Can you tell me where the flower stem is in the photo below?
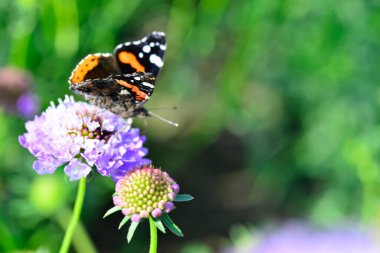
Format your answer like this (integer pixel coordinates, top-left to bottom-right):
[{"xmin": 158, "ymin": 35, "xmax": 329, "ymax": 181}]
[
  {"xmin": 149, "ymin": 216, "xmax": 158, "ymax": 253},
  {"xmin": 55, "ymin": 207, "xmax": 98, "ymax": 253},
  {"xmin": 59, "ymin": 177, "xmax": 86, "ymax": 253}
]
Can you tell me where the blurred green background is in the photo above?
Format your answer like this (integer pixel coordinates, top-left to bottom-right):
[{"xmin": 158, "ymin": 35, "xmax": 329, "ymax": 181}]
[{"xmin": 1, "ymin": 0, "xmax": 380, "ymax": 252}]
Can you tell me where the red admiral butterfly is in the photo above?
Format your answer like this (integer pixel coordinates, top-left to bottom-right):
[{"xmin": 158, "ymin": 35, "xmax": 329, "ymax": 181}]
[{"xmin": 69, "ymin": 31, "xmax": 167, "ymax": 119}]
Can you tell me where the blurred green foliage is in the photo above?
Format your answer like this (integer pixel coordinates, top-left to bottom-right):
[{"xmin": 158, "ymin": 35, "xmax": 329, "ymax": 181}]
[{"xmin": 1, "ymin": 0, "xmax": 380, "ymax": 252}]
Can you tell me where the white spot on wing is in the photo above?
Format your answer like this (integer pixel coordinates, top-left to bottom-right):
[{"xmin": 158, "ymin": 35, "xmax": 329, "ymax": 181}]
[
  {"xmin": 142, "ymin": 82, "xmax": 154, "ymax": 89},
  {"xmin": 142, "ymin": 45, "xmax": 151, "ymax": 53},
  {"xmin": 150, "ymin": 42, "xmax": 155, "ymax": 47},
  {"xmin": 160, "ymin": 44, "xmax": 167, "ymax": 50},
  {"xmin": 119, "ymin": 89, "xmax": 130, "ymax": 95},
  {"xmin": 139, "ymin": 52, "xmax": 143, "ymax": 58},
  {"xmin": 94, "ymin": 53, "xmax": 111, "ymax": 57},
  {"xmin": 149, "ymin": 54, "xmax": 163, "ymax": 67},
  {"xmin": 134, "ymin": 76, "xmax": 141, "ymax": 80},
  {"xmin": 152, "ymin": 31, "xmax": 165, "ymax": 36}
]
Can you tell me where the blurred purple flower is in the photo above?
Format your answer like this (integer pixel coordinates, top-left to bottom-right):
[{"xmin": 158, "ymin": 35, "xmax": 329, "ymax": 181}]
[
  {"xmin": 0, "ymin": 67, "xmax": 39, "ymax": 118},
  {"xmin": 222, "ymin": 222, "xmax": 380, "ymax": 253},
  {"xmin": 17, "ymin": 92, "xmax": 39, "ymax": 118},
  {"xmin": 19, "ymin": 95, "xmax": 150, "ymax": 181}
]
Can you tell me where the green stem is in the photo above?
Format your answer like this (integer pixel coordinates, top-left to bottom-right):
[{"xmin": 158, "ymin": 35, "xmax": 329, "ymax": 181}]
[
  {"xmin": 59, "ymin": 177, "xmax": 86, "ymax": 253},
  {"xmin": 149, "ymin": 216, "xmax": 158, "ymax": 253},
  {"xmin": 55, "ymin": 208, "xmax": 98, "ymax": 253},
  {"xmin": 0, "ymin": 216, "xmax": 18, "ymax": 251}
]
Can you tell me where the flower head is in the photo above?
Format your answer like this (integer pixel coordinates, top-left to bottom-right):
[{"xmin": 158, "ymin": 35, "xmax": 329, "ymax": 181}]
[
  {"xmin": 113, "ymin": 165, "xmax": 180, "ymax": 222},
  {"xmin": 19, "ymin": 95, "xmax": 150, "ymax": 181},
  {"xmin": 104, "ymin": 165, "xmax": 192, "ymax": 240},
  {"xmin": 0, "ymin": 67, "xmax": 39, "ymax": 118},
  {"xmin": 221, "ymin": 222, "xmax": 380, "ymax": 253},
  {"xmin": 17, "ymin": 92, "xmax": 39, "ymax": 118}
]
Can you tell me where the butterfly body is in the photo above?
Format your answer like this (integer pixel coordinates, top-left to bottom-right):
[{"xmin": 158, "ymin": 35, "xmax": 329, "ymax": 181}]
[{"xmin": 69, "ymin": 32, "xmax": 166, "ymax": 118}]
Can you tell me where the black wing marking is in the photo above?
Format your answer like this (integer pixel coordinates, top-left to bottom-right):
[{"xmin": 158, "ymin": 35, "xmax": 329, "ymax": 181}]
[{"xmin": 113, "ymin": 31, "xmax": 166, "ymax": 78}]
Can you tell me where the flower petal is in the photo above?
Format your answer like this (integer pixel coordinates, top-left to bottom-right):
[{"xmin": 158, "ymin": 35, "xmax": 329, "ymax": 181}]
[{"xmin": 64, "ymin": 159, "xmax": 92, "ymax": 181}]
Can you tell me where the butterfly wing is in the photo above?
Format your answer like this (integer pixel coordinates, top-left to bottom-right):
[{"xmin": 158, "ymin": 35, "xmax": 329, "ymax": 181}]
[
  {"xmin": 68, "ymin": 53, "xmax": 120, "ymax": 86},
  {"xmin": 114, "ymin": 31, "xmax": 166, "ymax": 78},
  {"xmin": 70, "ymin": 72, "xmax": 155, "ymax": 118},
  {"xmin": 68, "ymin": 32, "xmax": 164, "ymax": 118}
]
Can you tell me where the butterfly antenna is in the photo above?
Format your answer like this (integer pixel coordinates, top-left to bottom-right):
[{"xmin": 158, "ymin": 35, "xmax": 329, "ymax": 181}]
[
  {"xmin": 148, "ymin": 106, "xmax": 178, "ymax": 111},
  {"xmin": 149, "ymin": 111, "xmax": 179, "ymax": 127}
]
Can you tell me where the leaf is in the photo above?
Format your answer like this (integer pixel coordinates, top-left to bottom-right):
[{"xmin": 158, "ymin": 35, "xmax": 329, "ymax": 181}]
[
  {"xmin": 103, "ymin": 206, "xmax": 122, "ymax": 218},
  {"xmin": 153, "ymin": 217, "xmax": 166, "ymax": 233},
  {"xmin": 118, "ymin": 215, "xmax": 131, "ymax": 230},
  {"xmin": 174, "ymin": 194, "xmax": 194, "ymax": 202},
  {"xmin": 160, "ymin": 214, "xmax": 183, "ymax": 237},
  {"xmin": 127, "ymin": 222, "xmax": 139, "ymax": 243}
]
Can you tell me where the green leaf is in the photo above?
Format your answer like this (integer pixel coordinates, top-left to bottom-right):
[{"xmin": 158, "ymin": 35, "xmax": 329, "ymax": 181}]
[
  {"xmin": 174, "ymin": 194, "xmax": 194, "ymax": 202},
  {"xmin": 160, "ymin": 214, "xmax": 183, "ymax": 237},
  {"xmin": 103, "ymin": 206, "xmax": 122, "ymax": 218},
  {"xmin": 127, "ymin": 222, "xmax": 139, "ymax": 243},
  {"xmin": 153, "ymin": 217, "xmax": 166, "ymax": 233},
  {"xmin": 118, "ymin": 215, "xmax": 131, "ymax": 230}
]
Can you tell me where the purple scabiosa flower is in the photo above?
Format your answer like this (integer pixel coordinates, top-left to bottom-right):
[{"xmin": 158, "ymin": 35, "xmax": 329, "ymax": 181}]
[
  {"xmin": 104, "ymin": 165, "xmax": 193, "ymax": 241},
  {"xmin": 221, "ymin": 222, "xmax": 380, "ymax": 253},
  {"xmin": 0, "ymin": 67, "xmax": 39, "ymax": 118},
  {"xmin": 17, "ymin": 92, "xmax": 39, "ymax": 118},
  {"xmin": 19, "ymin": 95, "xmax": 150, "ymax": 181}
]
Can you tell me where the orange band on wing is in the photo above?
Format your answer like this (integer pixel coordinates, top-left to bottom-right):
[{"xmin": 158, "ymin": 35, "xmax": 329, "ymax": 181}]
[
  {"xmin": 116, "ymin": 79, "xmax": 148, "ymax": 101},
  {"xmin": 69, "ymin": 55, "xmax": 100, "ymax": 84},
  {"xmin": 118, "ymin": 51, "xmax": 145, "ymax": 72}
]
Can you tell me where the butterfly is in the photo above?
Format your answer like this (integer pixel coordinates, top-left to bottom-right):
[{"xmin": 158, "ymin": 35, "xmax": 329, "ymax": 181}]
[{"xmin": 69, "ymin": 31, "xmax": 166, "ymax": 118}]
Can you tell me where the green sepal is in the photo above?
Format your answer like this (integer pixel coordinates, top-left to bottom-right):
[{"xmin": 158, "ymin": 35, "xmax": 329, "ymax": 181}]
[
  {"xmin": 153, "ymin": 217, "xmax": 166, "ymax": 233},
  {"xmin": 160, "ymin": 214, "xmax": 183, "ymax": 237},
  {"xmin": 127, "ymin": 221, "xmax": 139, "ymax": 243},
  {"xmin": 174, "ymin": 194, "xmax": 194, "ymax": 202},
  {"xmin": 103, "ymin": 206, "xmax": 122, "ymax": 218},
  {"xmin": 118, "ymin": 215, "xmax": 131, "ymax": 230}
]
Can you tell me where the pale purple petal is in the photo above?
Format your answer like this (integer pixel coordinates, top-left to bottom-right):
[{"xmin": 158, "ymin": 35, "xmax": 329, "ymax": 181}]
[
  {"xmin": 64, "ymin": 159, "xmax": 92, "ymax": 181},
  {"xmin": 95, "ymin": 127, "xmax": 151, "ymax": 181},
  {"xmin": 82, "ymin": 148, "xmax": 101, "ymax": 166},
  {"xmin": 109, "ymin": 158, "xmax": 151, "ymax": 182},
  {"xmin": 33, "ymin": 157, "xmax": 63, "ymax": 175}
]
